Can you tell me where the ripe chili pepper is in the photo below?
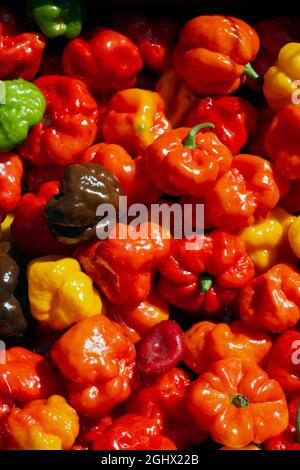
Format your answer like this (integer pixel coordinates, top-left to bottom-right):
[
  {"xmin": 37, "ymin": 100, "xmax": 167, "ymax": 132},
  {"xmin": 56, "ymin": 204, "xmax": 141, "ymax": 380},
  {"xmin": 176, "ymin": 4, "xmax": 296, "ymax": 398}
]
[
  {"xmin": 102, "ymin": 88, "xmax": 171, "ymax": 157},
  {"xmin": 77, "ymin": 223, "xmax": 170, "ymax": 305},
  {"xmin": 82, "ymin": 143, "xmax": 162, "ymax": 205},
  {"xmin": 173, "ymin": 15, "xmax": 260, "ymax": 95},
  {"xmin": 158, "ymin": 230, "xmax": 254, "ymax": 315},
  {"xmin": 11, "ymin": 181, "xmax": 70, "ymax": 257},
  {"xmin": 263, "ymin": 43, "xmax": 300, "ymax": 111},
  {"xmin": 93, "ymin": 414, "xmax": 176, "ymax": 450},
  {"xmin": 204, "ymin": 154, "xmax": 289, "ymax": 231},
  {"xmin": 266, "ymin": 328, "xmax": 300, "ymax": 393},
  {"xmin": 265, "ymin": 105, "xmax": 300, "ymax": 180},
  {"xmin": 125, "ymin": 367, "xmax": 208, "ymax": 449},
  {"xmin": 183, "ymin": 320, "xmax": 272, "ymax": 374},
  {"xmin": 27, "ymin": 255, "xmax": 102, "ymax": 330},
  {"xmin": 239, "ymin": 206, "xmax": 297, "ymax": 273},
  {"xmin": 51, "ymin": 315, "xmax": 136, "ymax": 418},
  {"xmin": 114, "ymin": 14, "xmax": 179, "ymax": 73},
  {"xmin": 0, "ymin": 79, "xmax": 46, "ymax": 151},
  {"xmin": 265, "ymin": 398, "xmax": 300, "ymax": 450},
  {"xmin": 0, "ymin": 152, "xmax": 23, "ymax": 222},
  {"xmin": 4, "ymin": 395, "xmax": 79, "ymax": 450},
  {"xmin": 288, "ymin": 216, "xmax": 300, "ymax": 258},
  {"xmin": 0, "ymin": 8, "xmax": 46, "ymax": 81},
  {"xmin": 62, "ymin": 28, "xmax": 143, "ymax": 96},
  {"xmin": 45, "ymin": 163, "xmax": 122, "ymax": 244},
  {"xmin": 18, "ymin": 75, "xmax": 98, "ymax": 166},
  {"xmin": 185, "ymin": 96, "xmax": 257, "ymax": 155},
  {"xmin": 156, "ymin": 68, "xmax": 199, "ymax": 128},
  {"xmin": 0, "ymin": 347, "xmax": 57, "ymax": 403},
  {"xmin": 147, "ymin": 123, "xmax": 233, "ymax": 197},
  {"xmin": 27, "ymin": 0, "xmax": 84, "ymax": 39},
  {"xmin": 240, "ymin": 263, "xmax": 300, "ymax": 333},
  {"xmin": 106, "ymin": 288, "xmax": 169, "ymax": 344},
  {"xmin": 78, "ymin": 415, "xmax": 113, "ymax": 447},
  {"xmin": 189, "ymin": 357, "xmax": 288, "ymax": 448}
]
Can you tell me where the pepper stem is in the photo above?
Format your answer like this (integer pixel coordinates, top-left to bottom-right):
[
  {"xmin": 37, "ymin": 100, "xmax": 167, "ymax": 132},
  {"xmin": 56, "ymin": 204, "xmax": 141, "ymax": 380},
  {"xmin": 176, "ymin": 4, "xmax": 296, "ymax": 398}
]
[
  {"xmin": 244, "ymin": 63, "xmax": 262, "ymax": 84},
  {"xmin": 296, "ymin": 400, "xmax": 300, "ymax": 443},
  {"xmin": 230, "ymin": 394, "xmax": 249, "ymax": 408},
  {"xmin": 199, "ymin": 273, "xmax": 213, "ymax": 293},
  {"xmin": 184, "ymin": 122, "xmax": 215, "ymax": 149}
]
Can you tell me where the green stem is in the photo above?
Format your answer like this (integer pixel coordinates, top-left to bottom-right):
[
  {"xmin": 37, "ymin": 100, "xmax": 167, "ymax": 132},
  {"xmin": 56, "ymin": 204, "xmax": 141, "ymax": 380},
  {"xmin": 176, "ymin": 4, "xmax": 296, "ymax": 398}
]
[
  {"xmin": 296, "ymin": 400, "xmax": 300, "ymax": 443},
  {"xmin": 244, "ymin": 63, "xmax": 263, "ymax": 84},
  {"xmin": 184, "ymin": 122, "xmax": 215, "ymax": 149},
  {"xmin": 199, "ymin": 273, "xmax": 213, "ymax": 293},
  {"xmin": 230, "ymin": 394, "xmax": 249, "ymax": 408}
]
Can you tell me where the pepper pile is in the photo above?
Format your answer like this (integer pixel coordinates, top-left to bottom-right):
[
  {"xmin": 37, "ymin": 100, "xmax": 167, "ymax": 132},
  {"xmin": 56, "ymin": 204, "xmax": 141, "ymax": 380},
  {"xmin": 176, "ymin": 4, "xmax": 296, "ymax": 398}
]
[{"xmin": 1, "ymin": 3, "xmax": 300, "ymax": 451}]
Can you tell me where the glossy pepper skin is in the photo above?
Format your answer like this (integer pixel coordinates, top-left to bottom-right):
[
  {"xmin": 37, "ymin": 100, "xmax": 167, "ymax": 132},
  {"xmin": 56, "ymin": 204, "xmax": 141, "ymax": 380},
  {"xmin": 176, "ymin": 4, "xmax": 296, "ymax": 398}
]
[
  {"xmin": 239, "ymin": 206, "xmax": 297, "ymax": 273},
  {"xmin": 11, "ymin": 181, "xmax": 70, "ymax": 257},
  {"xmin": 0, "ymin": 152, "xmax": 23, "ymax": 222},
  {"xmin": 125, "ymin": 367, "xmax": 208, "ymax": 449},
  {"xmin": 288, "ymin": 216, "xmax": 300, "ymax": 258},
  {"xmin": 173, "ymin": 15, "xmax": 260, "ymax": 95},
  {"xmin": 263, "ymin": 43, "xmax": 300, "ymax": 111},
  {"xmin": 27, "ymin": 255, "xmax": 102, "ymax": 330},
  {"xmin": 240, "ymin": 263, "xmax": 300, "ymax": 333},
  {"xmin": 0, "ymin": 244, "xmax": 26, "ymax": 337},
  {"xmin": 28, "ymin": 0, "xmax": 84, "ymax": 39},
  {"xmin": 185, "ymin": 96, "xmax": 257, "ymax": 155},
  {"xmin": 114, "ymin": 14, "xmax": 179, "ymax": 73},
  {"xmin": 156, "ymin": 68, "xmax": 199, "ymax": 128},
  {"xmin": 0, "ymin": 347, "xmax": 57, "ymax": 403},
  {"xmin": 158, "ymin": 230, "xmax": 254, "ymax": 315},
  {"xmin": 265, "ymin": 105, "xmax": 300, "ymax": 180},
  {"xmin": 183, "ymin": 320, "xmax": 272, "ymax": 374},
  {"xmin": 0, "ymin": 79, "xmax": 46, "ymax": 152},
  {"xmin": 266, "ymin": 329, "xmax": 300, "ymax": 393},
  {"xmin": 0, "ymin": 8, "xmax": 46, "ymax": 81},
  {"xmin": 62, "ymin": 28, "xmax": 142, "ymax": 96},
  {"xmin": 188, "ymin": 357, "xmax": 288, "ymax": 448},
  {"xmin": 93, "ymin": 414, "xmax": 176, "ymax": 450},
  {"xmin": 204, "ymin": 154, "xmax": 289, "ymax": 231},
  {"xmin": 147, "ymin": 124, "xmax": 233, "ymax": 197},
  {"xmin": 45, "ymin": 163, "xmax": 122, "ymax": 244},
  {"xmin": 82, "ymin": 143, "xmax": 161, "ymax": 205},
  {"xmin": 51, "ymin": 315, "xmax": 136, "ymax": 418},
  {"xmin": 102, "ymin": 88, "xmax": 171, "ymax": 157},
  {"xmin": 4, "ymin": 395, "xmax": 79, "ymax": 450},
  {"xmin": 77, "ymin": 223, "xmax": 170, "ymax": 305},
  {"xmin": 18, "ymin": 75, "xmax": 98, "ymax": 166},
  {"xmin": 265, "ymin": 397, "xmax": 300, "ymax": 450}
]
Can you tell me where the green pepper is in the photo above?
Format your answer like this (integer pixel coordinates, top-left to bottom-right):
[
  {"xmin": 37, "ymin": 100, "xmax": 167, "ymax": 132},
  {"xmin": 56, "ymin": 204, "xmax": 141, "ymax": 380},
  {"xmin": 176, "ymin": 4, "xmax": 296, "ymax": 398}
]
[
  {"xmin": 27, "ymin": 0, "xmax": 84, "ymax": 39},
  {"xmin": 0, "ymin": 79, "xmax": 46, "ymax": 152}
]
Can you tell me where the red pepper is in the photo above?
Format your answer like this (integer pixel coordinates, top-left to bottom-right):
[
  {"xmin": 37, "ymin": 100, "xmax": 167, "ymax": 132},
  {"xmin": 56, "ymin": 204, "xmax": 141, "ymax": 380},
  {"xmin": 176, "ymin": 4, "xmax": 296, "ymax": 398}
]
[
  {"xmin": 62, "ymin": 28, "xmax": 143, "ymax": 96},
  {"xmin": 185, "ymin": 96, "xmax": 257, "ymax": 155},
  {"xmin": 0, "ymin": 8, "xmax": 46, "ymax": 80},
  {"xmin": 158, "ymin": 230, "xmax": 254, "ymax": 316},
  {"xmin": 0, "ymin": 152, "xmax": 23, "ymax": 222},
  {"xmin": 18, "ymin": 75, "xmax": 98, "ymax": 166},
  {"xmin": 114, "ymin": 14, "xmax": 179, "ymax": 73},
  {"xmin": 265, "ymin": 397, "xmax": 300, "ymax": 450}
]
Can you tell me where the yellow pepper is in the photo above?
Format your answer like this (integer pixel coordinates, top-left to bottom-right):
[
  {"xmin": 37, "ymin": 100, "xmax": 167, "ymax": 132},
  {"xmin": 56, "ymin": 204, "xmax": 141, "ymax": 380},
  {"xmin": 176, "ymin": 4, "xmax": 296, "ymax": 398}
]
[
  {"xmin": 7, "ymin": 395, "xmax": 79, "ymax": 450},
  {"xmin": 239, "ymin": 207, "xmax": 297, "ymax": 273},
  {"xmin": 263, "ymin": 43, "xmax": 300, "ymax": 111},
  {"xmin": 288, "ymin": 216, "xmax": 300, "ymax": 257},
  {"xmin": 0, "ymin": 213, "xmax": 14, "ymax": 241},
  {"xmin": 27, "ymin": 255, "xmax": 102, "ymax": 330}
]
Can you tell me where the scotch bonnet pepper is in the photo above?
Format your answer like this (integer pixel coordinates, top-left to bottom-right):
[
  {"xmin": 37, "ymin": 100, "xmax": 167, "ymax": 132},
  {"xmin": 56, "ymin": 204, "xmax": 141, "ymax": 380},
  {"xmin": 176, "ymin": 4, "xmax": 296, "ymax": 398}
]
[
  {"xmin": 0, "ymin": 79, "xmax": 46, "ymax": 152},
  {"xmin": 0, "ymin": 243, "xmax": 26, "ymax": 337},
  {"xmin": 239, "ymin": 263, "xmax": 300, "ymax": 333},
  {"xmin": 51, "ymin": 315, "xmax": 136, "ymax": 417},
  {"xmin": 265, "ymin": 397, "xmax": 300, "ymax": 450},
  {"xmin": 28, "ymin": 0, "xmax": 84, "ymax": 39},
  {"xmin": 0, "ymin": 152, "xmax": 23, "ymax": 222},
  {"xmin": 102, "ymin": 88, "xmax": 171, "ymax": 156},
  {"xmin": 27, "ymin": 255, "xmax": 102, "ymax": 330},
  {"xmin": 173, "ymin": 15, "xmax": 260, "ymax": 95},
  {"xmin": 62, "ymin": 28, "xmax": 142, "ymax": 96},
  {"xmin": 45, "ymin": 163, "xmax": 122, "ymax": 244},
  {"xmin": 18, "ymin": 75, "xmax": 98, "ymax": 166},
  {"xmin": 77, "ymin": 222, "xmax": 170, "ymax": 305},
  {"xmin": 147, "ymin": 123, "xmax": 233, "ymax": 197},
  {"xmin": 188, "ymin": 357, "xmax": 288, "ymax": 448},
  {"xmin": 158, "ymin": 230, "xmax": 254, "ymax": 315},
  {"xmin": 0, "ymin": 8, "xmax": 46, "ymax": 81}
]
